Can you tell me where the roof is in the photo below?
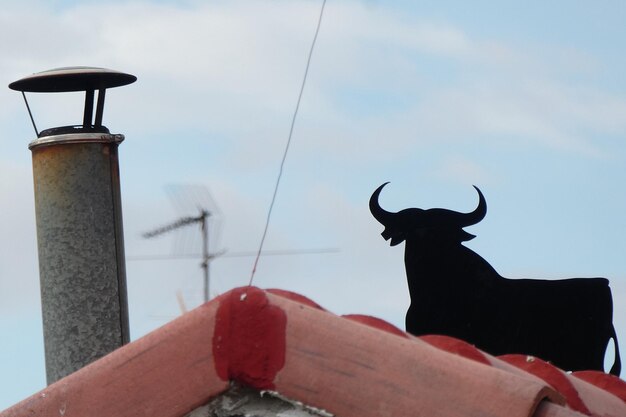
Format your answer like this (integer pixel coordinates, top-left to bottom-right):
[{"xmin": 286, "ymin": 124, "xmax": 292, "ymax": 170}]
[{"xmin": 1, "ymin": 286, "xmax": 625, "ymax": 417}]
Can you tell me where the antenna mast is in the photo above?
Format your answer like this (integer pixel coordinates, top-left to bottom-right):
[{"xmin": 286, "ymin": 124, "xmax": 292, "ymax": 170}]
[
  {"xmin": 200, "ymin": 209, "xmax": 210, "ymax": 303},
  {"xmin": 143, "ymin": 209, "xmax": 212, "ymax": 303}
]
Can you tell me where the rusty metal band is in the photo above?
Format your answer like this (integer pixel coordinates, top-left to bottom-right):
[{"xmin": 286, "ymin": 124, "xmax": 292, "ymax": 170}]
[{"xmin": 28, "ymin": 133, "xmax": 125, "ymax": 150}]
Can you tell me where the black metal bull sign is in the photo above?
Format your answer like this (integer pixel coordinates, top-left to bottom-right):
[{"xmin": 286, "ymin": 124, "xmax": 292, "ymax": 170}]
[{"xmin": 370, "ymin": 183, "xmax": 621, "ymax": 375}]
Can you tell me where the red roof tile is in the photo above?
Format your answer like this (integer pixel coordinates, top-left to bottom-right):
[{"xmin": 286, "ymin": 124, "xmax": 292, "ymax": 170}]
[
  {"xmin": 500, "ymin": 355, "xmax": 592, "ymax": 415},
  {"xmin": 1, "ymin": 286, "xmax": 624, "ymax": 417},
  {"xmin": 573, "ymin": 371, "xmax": 626, "ymax": 403},
  {"xmin": 420, "ymin": 334, "xmax": 492, "ymax": 366},
  {"xmin": 341, "ymin": 313, "xmax": 409, "ymax": 338}
]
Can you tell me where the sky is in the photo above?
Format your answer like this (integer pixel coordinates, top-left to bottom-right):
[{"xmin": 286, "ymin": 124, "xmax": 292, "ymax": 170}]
[{"xmin": 1, "ymin": 0, "xmax": 626, "ymax": 408}]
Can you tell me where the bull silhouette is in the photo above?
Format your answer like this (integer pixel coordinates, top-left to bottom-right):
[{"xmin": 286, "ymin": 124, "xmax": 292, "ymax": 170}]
[{"xmin": 370, "ymin": 182, "xmax": 621, "ymax": 375}]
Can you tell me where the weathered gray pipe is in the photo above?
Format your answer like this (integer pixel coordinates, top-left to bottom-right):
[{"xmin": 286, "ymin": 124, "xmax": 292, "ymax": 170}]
[
  {"xmin": 30, "ymin": 132, "xmax": 130, "ymax": 384},
  {"xmin": 9, "ymin": 67, "xmax": 135, "ymax": 384}
]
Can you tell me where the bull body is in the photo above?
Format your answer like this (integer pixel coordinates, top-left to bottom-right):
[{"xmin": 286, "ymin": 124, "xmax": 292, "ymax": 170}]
[{"xmin": 370, "ymin": 183, "xmax": 621, "ymax": 375}]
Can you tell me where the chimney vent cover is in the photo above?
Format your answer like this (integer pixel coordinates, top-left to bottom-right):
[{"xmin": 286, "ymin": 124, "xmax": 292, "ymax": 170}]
[{"xmin": 9, "ymin": 66, "xmax": 136, "ymax": 93}]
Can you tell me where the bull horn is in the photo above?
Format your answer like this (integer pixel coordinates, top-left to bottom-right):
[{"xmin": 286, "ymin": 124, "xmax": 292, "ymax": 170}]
[
  {"xmin": 369, "ymin": 182, "xmax": 396, "ymax": 225},
  {"xmin": 459, "ymin": 186, "xmax": 487, "ymax": 226}
]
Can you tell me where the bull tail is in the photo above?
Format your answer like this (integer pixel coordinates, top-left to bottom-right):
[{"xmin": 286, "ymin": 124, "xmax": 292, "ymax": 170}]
[{"xmin": 609, "ymin": 324, "xmax": 621, "ymax": 376}]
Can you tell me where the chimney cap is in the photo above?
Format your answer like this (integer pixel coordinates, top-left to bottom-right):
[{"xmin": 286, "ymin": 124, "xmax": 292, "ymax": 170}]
[{"xmin": 9, "ymin": 66, "xmax": 136, "ymax": 93}]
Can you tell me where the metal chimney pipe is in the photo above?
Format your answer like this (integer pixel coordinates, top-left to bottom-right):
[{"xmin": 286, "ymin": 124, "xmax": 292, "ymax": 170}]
[{"xmin": 9, "ymin": 67, "xmax": 136, "ymax": 384}]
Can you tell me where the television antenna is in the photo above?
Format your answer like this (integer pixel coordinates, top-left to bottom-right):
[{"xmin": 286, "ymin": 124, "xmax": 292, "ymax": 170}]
[
  {"xmin": 143, "ymin": 208, "xmax": 214, "ymax": 302},
  {"xmin": 142, "ymin": 184, "xmax": 222, "ymax": 303},
  {"xmin": 135, "ymin": 184, "xmax": 340, "ymax": 308}
]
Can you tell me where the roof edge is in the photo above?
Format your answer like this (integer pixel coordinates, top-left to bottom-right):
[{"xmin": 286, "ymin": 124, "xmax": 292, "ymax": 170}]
[
  {"xmin": 0, "ymin": 298, "xmax": 228, "ymax": 417},
  {"xmin": 0, "ymin": 287, "xmax": 568, "ymax": 417}
]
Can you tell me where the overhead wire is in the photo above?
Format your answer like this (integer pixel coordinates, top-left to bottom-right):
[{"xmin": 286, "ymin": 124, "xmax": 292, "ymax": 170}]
[{"xmin": 248, "ymin": 0, "xmax": 328, "ymax": 286}]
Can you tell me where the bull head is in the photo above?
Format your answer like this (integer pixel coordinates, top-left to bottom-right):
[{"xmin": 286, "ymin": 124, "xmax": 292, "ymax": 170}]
[{"xmin": 369, "ymin": 183, "xmax": 487, "ymax": 246}]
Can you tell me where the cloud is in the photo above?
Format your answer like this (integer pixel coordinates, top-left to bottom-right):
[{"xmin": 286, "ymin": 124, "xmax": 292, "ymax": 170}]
[
  {"xmin": 435, "ymin": 155, "xmax": 493, "ymax": 186},
  {"xmin": 3, "ymin": 0, "xmax": 624, "ymax": 163},
  {"xmin": 0, "ymin": 161, "xmax": 40, "ymax": 313},
  {"xmin": 2, "ymin": 0, "xmax": 626, "ymax": 312}
]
